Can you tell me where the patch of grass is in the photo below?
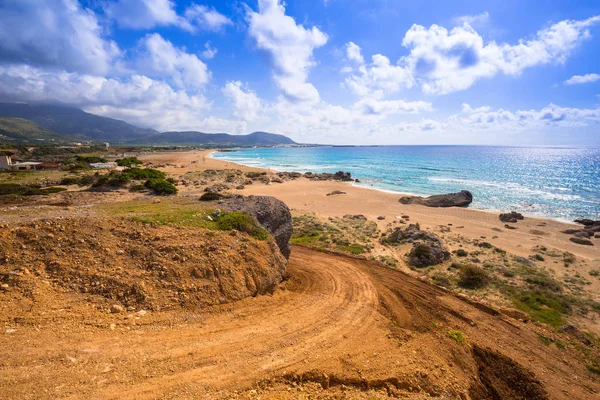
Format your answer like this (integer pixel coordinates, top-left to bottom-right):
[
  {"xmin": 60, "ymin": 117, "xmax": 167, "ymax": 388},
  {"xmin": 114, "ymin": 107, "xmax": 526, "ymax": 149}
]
[
  {"xmin": 215, "ymin": 211, "xmax": 268, "ymax": 240},
  {"xmin": 512, "ymin": 292, "xmax": 568, "ymax": 328},
  {"xmin": 587, "ymin": 365, "xmax": 600, "ymax": 375},
  {"xmin": 448, "ymin": 330, "xmax": 466, "ymax": 344},
  {"xmin": 0, "ymin": 183, "xmax": 67, "ymax": 196},
  {"xmin": 335, "ymin": 243, "xmax": 366, "ymax": 255},
  {"xmin": 538, "ymin": 335, "xmax": 552, "ymax": 346}
]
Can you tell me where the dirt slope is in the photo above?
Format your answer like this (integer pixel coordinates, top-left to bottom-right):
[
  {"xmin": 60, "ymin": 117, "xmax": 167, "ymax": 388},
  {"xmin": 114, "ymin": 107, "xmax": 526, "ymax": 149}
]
[{"xmin": 1, "ymin": 246, "xmax": 599, "ymax": 399}]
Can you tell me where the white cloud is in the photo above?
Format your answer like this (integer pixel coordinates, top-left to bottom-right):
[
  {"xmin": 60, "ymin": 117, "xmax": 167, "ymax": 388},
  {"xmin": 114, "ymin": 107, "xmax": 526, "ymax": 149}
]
[
  {"xmin": 185, "ymin": 4, "xmax": 233, "ymax": 31},
  {"xmin": 352, "ymin": 98, "xmax": 433, "ymax": 116},
  {"xmin": 222, "ymin": 81, "xmax": 262, "ymax": 121},
  {"xmin": 344, "ymin": 15, "xmax": 600, "ymax": 96},
  {"xmin": 247, "ymin": 0, "xmax": 328, "ymax": 104},
  {"xmin": 0, "ymin": 64, "xmax": 215, "ymax": 132},
  {"xmin": 0, "ymin": 0, "xmax": 119, "ymax": 75},
  {"xmin": 565, "ymin": 73, "xmax": 600, "ymax": 85},
  {"xmin": 105, "ymin": 0, "xmax": 231, "ymax": 32},
  {"xmin": 454, "ymin": 12, "xmax": 489, "ymax": 27},
  {"xmin": 105, "ymin": 0, "xmax": 185, "ymax": 30},
  {"xmin": 137, "ymin": 33, "xmax": 210, "ymax": 90},
  {"xmin": 345, "ymin": 42, "xmax": 364, "ymax": 64},
  {"xmin": 345, "ymin": 52, "xmax": 414, "ymax": 97},
  {"xmin": 451, "ymin": 103, "xmax": 600, "ymax": 129},
  {"xmin": 201, "ymin": 41, "xmax": 218, "ymax": 59}
]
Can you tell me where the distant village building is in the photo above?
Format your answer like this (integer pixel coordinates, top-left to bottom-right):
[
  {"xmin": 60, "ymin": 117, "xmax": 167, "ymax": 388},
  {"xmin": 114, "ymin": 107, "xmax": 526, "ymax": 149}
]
[
  {"xmin": 105, "ymin": 142, "xmax": 110, "ymax": 149},
  {"xmin": 8, "ymin": 162, "xmax": 42, "ymax": 171},
  {"xmin": 0, "ymin": 155, "xmax": 11, "ymax": 170},
  {"xmin": 90, "ymin": 162, "xmax": 117, "ymax": 169}
]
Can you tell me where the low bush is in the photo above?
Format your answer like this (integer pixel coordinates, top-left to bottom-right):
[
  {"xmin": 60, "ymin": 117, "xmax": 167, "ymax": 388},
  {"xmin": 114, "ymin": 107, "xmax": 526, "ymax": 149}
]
[
  {"xmin": 116, "ymin": 157, "xmax": 142, "ymax": 167},
  {"xmin": 448, "ymin": 330, "xmax": 466, "ymax": 344},
  {"xmin": 458, "ymin": 265, "xmax": 489, "ymax": 289},
  {"xmin": 76, "ymin": 155, "xmax": 107, "ymax": 163},
  {"xmin": 455, "ymin": 249, "xmax": 468, "ymax": 257},
  {"xmin": 123, "ymin": 168, "xmax": 165, "ymax": 180},
  {"xmin": 144, "ymin": 178, "xmax": 177, "ymax": 195},
  {"xmin": 129, "ymin": 184, "xmax": 147, "ymax": 192}
]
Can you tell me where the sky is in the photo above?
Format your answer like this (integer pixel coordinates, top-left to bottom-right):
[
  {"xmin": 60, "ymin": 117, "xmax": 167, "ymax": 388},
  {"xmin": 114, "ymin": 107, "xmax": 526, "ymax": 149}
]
[{"xmin": 0, "ymin": 0, "xmax": 599, "ymax": 145}]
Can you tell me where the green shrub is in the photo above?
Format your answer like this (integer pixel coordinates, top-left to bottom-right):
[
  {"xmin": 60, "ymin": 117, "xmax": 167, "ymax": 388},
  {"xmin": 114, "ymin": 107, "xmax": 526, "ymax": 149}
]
[
  {"xmin": 455, "ymin": 249, "xmax": 468, "ymax": 257},
  {"xmin": 65, "ymin": 161, "xmax": 92, "ymax": 171},
  {"xmin": 199, "ymin": 192, "xmax": 229, "ymax": 201},
  {"xmin": 144, "ymin": 178, "xmax": 177, "ymax": 195},
  {"xmin": 123, "ymin": 168, "xmax": 165, "ymax": 180},
  {"xmin": 534, "ymin": 254, "xmax": 545, "ymax": 261},
  {"xmin": 116, "ymin": 157, "xmax": 142, "ymax": 167},
  {"xmin": 76, "ymin": 155, "xmax": 107, "ymax": 163},
  {"xmin": 458, "ymin": 265, "xmax": 489, "ymax": 289},
  {"xmin": 215, "ymin": 212, "xmax": 268, "ymax": 240},
  {"xmin": 59, "ymin": 177, "xmax": 79, "ymax": 185},
  {"xmin": 130, "ymin": 184, "xmax": 147, "ymax": 192}
]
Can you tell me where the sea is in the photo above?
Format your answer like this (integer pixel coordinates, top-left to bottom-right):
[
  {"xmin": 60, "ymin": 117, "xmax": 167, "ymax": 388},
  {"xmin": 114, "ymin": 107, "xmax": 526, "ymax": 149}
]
[{"xmin": 211, "ymin": 146, "xmax": 600, "ymax": 221}]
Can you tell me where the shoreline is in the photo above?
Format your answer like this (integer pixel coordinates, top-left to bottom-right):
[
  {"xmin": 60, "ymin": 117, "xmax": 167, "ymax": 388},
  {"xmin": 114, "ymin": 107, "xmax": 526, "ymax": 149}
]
[{"xmin": 208, "ymin": 149, "xmax": 579, "ymax": 225}]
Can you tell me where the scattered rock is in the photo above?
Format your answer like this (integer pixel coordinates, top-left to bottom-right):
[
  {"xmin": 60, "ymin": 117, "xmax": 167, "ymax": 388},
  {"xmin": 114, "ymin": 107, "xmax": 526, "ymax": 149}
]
[
  {"xmin": 110, "ymin": 304, "xmax": 124, "ymax": 314},
  {"xmin": 326, "ymin": 190, "xmax": 346, "ymax": 196},
  {"xmin": 304, "ymin": 171, "xmax": 354, "ymax": 182},
  {"xmin": 377, "ymin": 216, "xmax": 386, "ymax": 220},
  {"xmin": 343, "ymin": 214, "xmax": 367, "ymax": 220},
  {"xmin": 399, "ymin": 190, "xmax": 473, "ymax": 208},
  {"xmin": 236, "ymin": 185, "xmax": 245, "ymax": 190},
  {"xmin": 504, "ymin": 224, "xmax": 517, "ymax": 230},
  {"xmin": 116, "ymin": 250, "xmax": 124, "ymax": 255},
  {"xmin": 569, "ymin": 237, "xmax": 593, "ymax": 246},
  {"xmin": 499, "ymin": 212, "xmax": 525, "ymax": 223},
  {"xmin": 383, "ymin": 224, "xmax": 449, "ymax": 267},
  {"xmin": 559, "ymin": 324, "xmax": 593, "ymax": 346}
]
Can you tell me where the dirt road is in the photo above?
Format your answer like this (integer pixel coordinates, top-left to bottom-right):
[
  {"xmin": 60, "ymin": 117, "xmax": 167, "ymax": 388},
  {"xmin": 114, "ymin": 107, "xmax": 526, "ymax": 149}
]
[{"xmin": 2, "ymin": 246, "xmax": 599, "ymax": 399}]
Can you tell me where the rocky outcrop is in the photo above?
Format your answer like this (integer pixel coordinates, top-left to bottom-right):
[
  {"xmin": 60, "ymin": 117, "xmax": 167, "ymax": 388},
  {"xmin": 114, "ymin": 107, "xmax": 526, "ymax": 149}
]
[
  {"xmin": 382, "ymin": 224, "xmax": 450, "ymax": 267},
  {"xmin": 499, "ymin": 211, "xmax": 525, "ymax": 223},
  {"xmin": 326, "ymin": 190, "xmax": 346, "ymax": 196},
  {"xmin": 223, "ymin": 195, "xmax": 293, "ymax": 259},
  {"xmin": 561, "ymin": 219, "xmax": 600, "ymax": 245},
  {"xmin": 304, "ymin": 171, "xmax": 355, "ymax": 182},
  {"xmin": 399, "ymin": 190, "xmax": 473, "ymax": 208}
]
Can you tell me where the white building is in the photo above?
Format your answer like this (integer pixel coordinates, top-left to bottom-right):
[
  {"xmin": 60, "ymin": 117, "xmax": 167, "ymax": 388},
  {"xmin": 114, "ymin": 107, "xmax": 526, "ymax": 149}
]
[{"xmin": 0, "ymin": 155, "xmax": 11, "ymax": 170}]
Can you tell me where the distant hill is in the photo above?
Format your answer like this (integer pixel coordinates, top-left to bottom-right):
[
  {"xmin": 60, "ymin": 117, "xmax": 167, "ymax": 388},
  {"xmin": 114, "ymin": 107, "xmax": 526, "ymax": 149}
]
[
  {"xmin": 137, "ymin": 130, "xmax": 297, "ymax": 146},
  {"xmin": 0, "ymin": 103, "xmax": 157, "ymax": 143},
  {"xmin": 0, "ymin": 103, "xmax": 298, "ymax": 146},
  {"xmin": 0, "ymin": 117, "xmax": 72, "ymax": 144}
]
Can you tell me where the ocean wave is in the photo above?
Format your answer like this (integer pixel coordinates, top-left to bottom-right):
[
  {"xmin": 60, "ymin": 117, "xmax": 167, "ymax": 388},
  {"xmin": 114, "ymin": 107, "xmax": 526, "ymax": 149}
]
[{"xmin": 427, "ymin": 177, "xmax": 582, "ymax": 201}]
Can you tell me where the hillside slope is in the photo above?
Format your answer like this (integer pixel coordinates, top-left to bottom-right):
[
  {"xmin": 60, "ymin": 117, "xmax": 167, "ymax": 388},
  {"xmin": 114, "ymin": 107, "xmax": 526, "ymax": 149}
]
[
  {"xmin": 0, "ymin": 117, "xmax": 71, "ymax": 144},
  {"xmin": 0, "ymin": 103, "xmax": 157, "ymax": 142},
  {"xmin": 138, "ymin": 130, "xmax": 297, "ymax": 146}
]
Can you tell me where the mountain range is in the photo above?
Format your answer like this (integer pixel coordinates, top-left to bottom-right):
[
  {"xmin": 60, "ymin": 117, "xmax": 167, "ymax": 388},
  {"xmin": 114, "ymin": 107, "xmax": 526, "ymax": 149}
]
[{"xmin": 0, "ymin": 103, "xmax": 297, "ymax": 146}]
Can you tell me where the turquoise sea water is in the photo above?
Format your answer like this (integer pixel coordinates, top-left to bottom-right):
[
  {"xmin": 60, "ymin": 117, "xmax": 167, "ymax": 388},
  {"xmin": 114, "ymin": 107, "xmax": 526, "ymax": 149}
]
[{"xmin": 212, "ymin": 146, "xmax": 600, "ymax": 221}]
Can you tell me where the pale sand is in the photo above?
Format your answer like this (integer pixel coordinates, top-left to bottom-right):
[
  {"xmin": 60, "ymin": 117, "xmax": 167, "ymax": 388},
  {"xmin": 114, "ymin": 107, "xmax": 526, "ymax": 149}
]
[{"xmin": 140, "ymin": 149, "xmax": 600, "ymax": 296}]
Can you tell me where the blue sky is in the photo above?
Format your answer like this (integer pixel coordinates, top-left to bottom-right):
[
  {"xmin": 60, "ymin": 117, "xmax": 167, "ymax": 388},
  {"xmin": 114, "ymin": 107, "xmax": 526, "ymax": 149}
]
[{"xmin": 0, "ymin": 0, "xmax": 599, "ymax": 145}]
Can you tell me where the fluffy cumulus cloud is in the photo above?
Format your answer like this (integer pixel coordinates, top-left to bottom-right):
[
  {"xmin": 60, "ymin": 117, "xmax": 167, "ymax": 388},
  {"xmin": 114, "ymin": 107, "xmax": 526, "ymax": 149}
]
[
  {"xmin": 201, "ymin": 42, "xmax": 218, "ymax": 59},
  {"xmin": 247, "ymin": 0, "xmax": 328, "ymax": 104},
  {"xmin": 565, "ymin": 73, "xmax": 600, "ymax": 85},
  {"xmin": 344, "ymin": 15, "xmax": 600, "ymax": 96},
  {"xmin": 345, "ymin": 42, "xmax": 364, "ymax": 64},
  {"xmin": 185, "ymin": 4, "xmax": 233, "ymax": 31},
  {"xmin": 0, "ymin": 0, "xmax": 119, "ymax": 75},
  {"xmin": 0, "ymin": 64, "xmax": 213, "ymax": 131},
  {"xmin": 452, "ymin": 103, "xmax": 600, "ymax": 129},
  {"xmin": 105, "ymin": 0, "xmax": 231, "ymax": 32},
  {"xmin": 352, "ymin": 98, "xmax": 433, "ymax": 116},
  {"xmin": 222, "ymin": 81, "xmax": 262, "ymax": 121},
  {"xmin": 136, "ymin": 33, "xmax": 210, "ymax": 89}
]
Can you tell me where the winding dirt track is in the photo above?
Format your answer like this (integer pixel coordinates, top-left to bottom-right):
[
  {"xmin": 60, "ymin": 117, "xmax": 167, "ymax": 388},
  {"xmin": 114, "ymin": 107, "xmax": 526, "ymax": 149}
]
[{"xmin": 2, "ymin": 246, "xmax": 599, "ymax": 399}]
